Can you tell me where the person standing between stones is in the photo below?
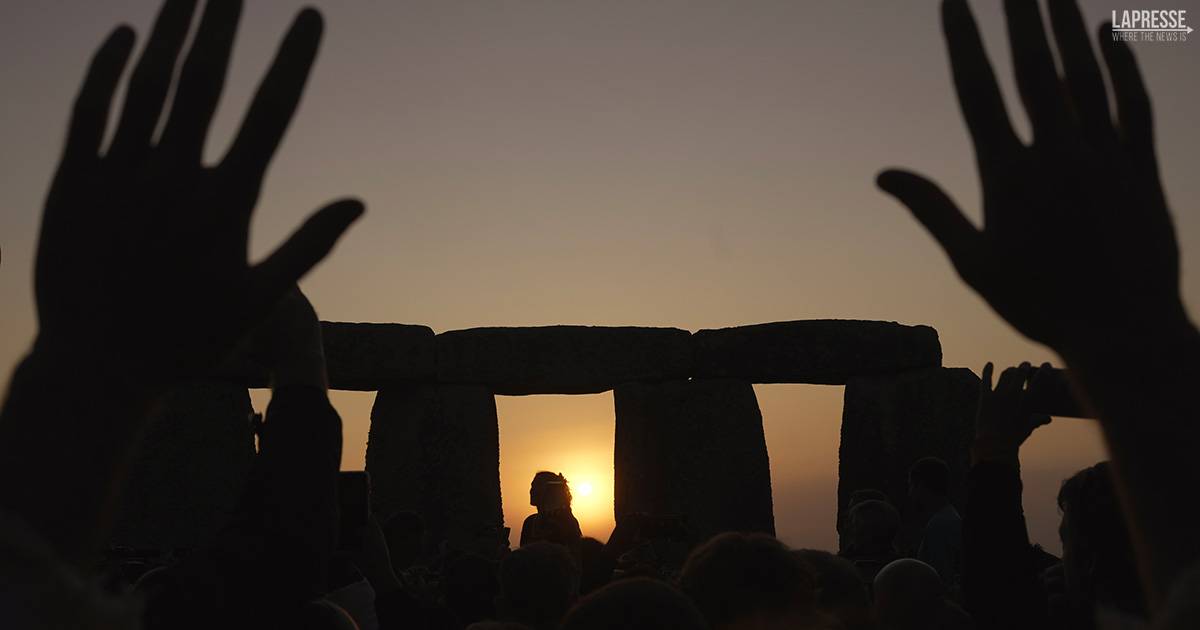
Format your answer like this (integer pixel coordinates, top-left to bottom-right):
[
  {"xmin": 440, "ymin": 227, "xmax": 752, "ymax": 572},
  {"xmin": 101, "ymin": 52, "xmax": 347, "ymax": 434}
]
[
  {"xmin": 909, "ymin": 457, "xmax": 963, "ymax": 593},
  {"xmin": 520, "ymin": 472, "xmax": 582, "ymax": 549},
  {"xmin": 840, "ymin": 498, "xmax": 902, "ymax": 589}
]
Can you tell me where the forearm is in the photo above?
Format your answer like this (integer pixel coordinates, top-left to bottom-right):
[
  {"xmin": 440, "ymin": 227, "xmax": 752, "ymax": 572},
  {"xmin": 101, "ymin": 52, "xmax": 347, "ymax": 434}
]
[
  {"xmin": 0, "ymin": 342, "xmax": 157, "ymax": 566},
  {"xmin": 1061, "ymin": 317, "xmax": 1200, "ymax": 607},
  {"xmin": 963, "ymin": 461, "xmax": 1046, "ymax": 628},
  {"xmin": 256, "ymin": 385, "xmax": 342, "ymax": 593}
]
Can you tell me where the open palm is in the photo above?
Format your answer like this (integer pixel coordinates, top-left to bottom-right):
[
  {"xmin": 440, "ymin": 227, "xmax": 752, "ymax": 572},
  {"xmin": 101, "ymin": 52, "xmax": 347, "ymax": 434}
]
[
  {"xmin": 879, "ymin": 0, "xmax": 1182, "ymax": 357},
  {"xmin": 35, "ymin": 0, "xmax": 362, "ymax": 392}
]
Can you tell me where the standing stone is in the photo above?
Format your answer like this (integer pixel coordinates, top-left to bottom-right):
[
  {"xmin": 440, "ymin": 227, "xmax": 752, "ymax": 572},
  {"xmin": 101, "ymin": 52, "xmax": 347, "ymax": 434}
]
[
  {"xmin": 614, "ymin": 379, "xmax": 774, "ymax": 546},
  {"xmin": 838, "ymin": 367, "xmax": 979, "ymax": 550},
  {"xmin": 367, "ymin": 384, "xmax": 503, "ymax": 551},
  {"xmin": 112, "ymin": 380, "xmax": 256, "ymax": 550}
]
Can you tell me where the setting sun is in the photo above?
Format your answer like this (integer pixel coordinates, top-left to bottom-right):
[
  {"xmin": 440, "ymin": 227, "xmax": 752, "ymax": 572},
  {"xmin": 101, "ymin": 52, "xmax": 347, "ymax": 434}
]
[{"xmin": 496, "ymin": 394, "xmax": 618, "ymax": 544}]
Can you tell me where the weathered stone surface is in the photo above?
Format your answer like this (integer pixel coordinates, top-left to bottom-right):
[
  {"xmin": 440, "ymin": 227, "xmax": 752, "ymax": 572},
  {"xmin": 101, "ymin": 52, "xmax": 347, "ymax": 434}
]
[
  {"xmin": 837, "ymin": 367, "xmax": 979, "ymax": 551},
  {"xmin": 693, "ymin": 320, "xmax": 942, "ymax": 385},
  {"xmin": 323, "ymin": 322, "xmax": 436, "ymax": 389},
  {"xmin": 436, "ymin": 326, "xmax": 693, "ymax": 395},
  {"xmin": 366, "ymin": 384, "xmax": 503, "ymax": 551},
  {"xmin": 221, "ymin": 322, "xmax": 436, "ymax": 390},
  {"xmin": 614, "ymin": 378, "xmax": 774, "ymax": 546},
  {"xmin": 112, "ymin": 380, "xmax": 256, "ymax": 550}
]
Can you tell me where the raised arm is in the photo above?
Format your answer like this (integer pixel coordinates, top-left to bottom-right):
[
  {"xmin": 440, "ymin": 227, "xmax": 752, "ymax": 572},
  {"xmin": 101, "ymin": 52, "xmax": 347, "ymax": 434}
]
[
  {"xmin": 877, "ymin": 0, "xmax": 1198, "ymax": 608},
  {"xmin": 0, "ymin": 0, "xmax": 362, "ymax": 567},
  {"xmin": 963, "ymin": 363, "xmax": 1054, "ymax": 629},
  {"xmin": 251, "ymin": 289, "xmax": 342, "ymax": 601}
]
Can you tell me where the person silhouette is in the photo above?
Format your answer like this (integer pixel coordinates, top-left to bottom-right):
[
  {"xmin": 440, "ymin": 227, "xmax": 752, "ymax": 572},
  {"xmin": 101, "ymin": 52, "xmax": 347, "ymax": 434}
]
[
  {"xmin": 840, "ymin": 498, "xmax": 902, "ymax": 588},
  {"xmin": 497, "ymin": 541, "xmax": 580, "ymax": 630},
  {"xmin": 561, "ymin": 577, "xmax": 707, "ymax": 630},
  {"xmin": 519, "ymin": 472, "xmax": 582, "ymax": 549},
  {"xmin": 874, "ymin": 558, "xmax": 972, "ymax": 630},
  {"xmin": 909, "ymin": 457, "xmax": 962, "ymax": 590},
  {"xmin": 680, "ymin": 532, "xmax": 824, "ymax": 630}
]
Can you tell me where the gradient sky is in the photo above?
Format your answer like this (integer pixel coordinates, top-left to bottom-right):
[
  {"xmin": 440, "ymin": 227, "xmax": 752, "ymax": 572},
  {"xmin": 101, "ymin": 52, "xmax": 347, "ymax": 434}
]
[{"xmin": 2, "ymin": 0, "xmax": 1197, "ymax": 552}]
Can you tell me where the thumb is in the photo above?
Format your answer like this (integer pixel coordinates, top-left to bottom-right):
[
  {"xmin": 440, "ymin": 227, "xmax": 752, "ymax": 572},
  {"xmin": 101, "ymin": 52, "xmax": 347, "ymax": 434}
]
[
  {"xmin": 877, "ymin": 169, "xmax": 981, "ymax": 280},
  {"xmin": 252, "ymin": 198, "xmax": 364, "ymax": 305}
]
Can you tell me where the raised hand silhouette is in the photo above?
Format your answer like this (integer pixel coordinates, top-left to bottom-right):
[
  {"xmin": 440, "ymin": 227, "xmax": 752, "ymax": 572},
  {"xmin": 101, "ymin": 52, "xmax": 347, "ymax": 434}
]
[
  {"xmin": 972, "ymin": 362, "xmax": 1053, "ymax": 464},
  {"xmin": 877, "ymin": 0, "xmax": 1185, "ymax": 359},
  {"xmin": 878, "ymin": 0, "xmax": 1200, "ymax": 610},
  {"xmin": 0, "ymin": 0, "xmax": 360, "ymax": 570},
  {"xmin": 36, "ymin": 0, "xmax": 362, "ymax": 394}
]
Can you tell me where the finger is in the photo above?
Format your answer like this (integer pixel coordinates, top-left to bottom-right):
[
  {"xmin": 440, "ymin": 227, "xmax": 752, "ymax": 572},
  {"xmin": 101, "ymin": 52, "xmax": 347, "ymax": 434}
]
[
  {"xmin": 1047, "ymin": 0, "xmax": 1116, "ymax": 147},
  {"xmin": 996, "ymin": 365, "xmax": 1026, "ymax": 395},
  {"xmin": 981, "ymin": 362, "xmax": 995, "ymax": 393},
  {"xmin": 108, "ymin": 0, "xmax": 199, "ymax": 160},
  {"xmin": 1018, "ymin": 361, "xmax": 1033, "ymax": 388},
  {"xmin": 877, "ymin": 170, "xmax": 982, "ymax": 283},
  {"xmin": 220, "ymin": 8, "xmax": 323, "ymax": 188},
  {"xmin": 1025, "ymin": 360, "xmax": 1054, "ymax": 402},
  {"xmin": 1098, "ymin": 23, "xmax": 1154, "ymax": 160},
  {"xmin": 63, "ymin": 27, "xmax": 136, "ymax": 165},
  {"xmin": 942, "ymin": 0, "xmax": 1021, "ymax": 161},
  {"xmin": 251, "ymin": 198, "xmax": 364, "ymax": 302},
  {"xmin": 159, "ymin": 0, "xmax": 242, "ymax": 161},
  {"xmin": 1003, "ymin": 0, "xmax": 1070, "ymax": 142},
  {"xmin": 1031, "ymin": 413, "xmax": 1053, "ymax": 428},
  {"xmin": 1028, "ymin": 362, "xmax": 1054, "ymax": 389}
]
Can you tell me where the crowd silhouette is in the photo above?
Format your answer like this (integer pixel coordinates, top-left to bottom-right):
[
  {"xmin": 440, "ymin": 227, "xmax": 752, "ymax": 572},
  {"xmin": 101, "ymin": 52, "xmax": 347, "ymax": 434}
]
[{"xmin": 1, "ymin": 0, "xmax": 1197, "ymax": 628}]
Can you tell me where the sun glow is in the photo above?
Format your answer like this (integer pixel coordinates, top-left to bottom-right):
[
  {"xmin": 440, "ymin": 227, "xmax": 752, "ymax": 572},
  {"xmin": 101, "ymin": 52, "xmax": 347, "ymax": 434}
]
[
  {"xmin": 558, "ymin": 466, "xmax": 611, "ymax": 535},
  {"xmin": 496, "ymin": 393, "xmax": 618, "ymax": 545}
]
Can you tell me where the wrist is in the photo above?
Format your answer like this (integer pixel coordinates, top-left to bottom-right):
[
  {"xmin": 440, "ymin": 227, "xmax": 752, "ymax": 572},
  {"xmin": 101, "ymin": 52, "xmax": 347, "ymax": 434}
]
[
  {"xmin": 1058, "ymin": 315, "xmax": 1199, "ymax": 404},
  {"xmin": 1056, "ymin": 305, "xmax": 1196, "ymax": 369}
]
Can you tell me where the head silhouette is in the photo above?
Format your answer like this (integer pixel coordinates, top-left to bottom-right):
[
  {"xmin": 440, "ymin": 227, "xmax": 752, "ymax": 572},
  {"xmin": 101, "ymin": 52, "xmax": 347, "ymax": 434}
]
[
  {"xmin": 795, "ymin": 549, "xmax": 873, "ymax": 630},
  {"xmin": 497, "ymin": 542, "xmax": 579, "ymax": 630},
  {"xmin": 908, "ymin": 457, "xmax": 951, "ymax": 514},
  {"xmin": 530, "ymin": 471, "xmax": 572, "ymax": 512},
  {"xmin": 445, "ymin": 553, "xmax": 500, "ymax": 625},
  {"xmin": 1057, "ymin": 462, "xmax": 1145, "ymax": 617},
  {"xmin": 521, "ymin": 473, "xmax": 582, "ymax": 548},
  {"xmin": 873, "ymin": 558, "xmax": 944, "ymax": 630},
  {"xmin": 680, "ymin": 532, "xmax": 821, "ymax": 630},
  {"xmin": 561, "ymin": 577, "xmax": 707, "ymax": 630},
  {"xmin": 577, "ymin": 537, "xmax": 614, "ymax": 595},
  {"xmin": 844, "ymin": 499, "xmax": 901, "ymax": 557},
  {"xmin": 848, "ymin": 488, "xmax": 890, "ymax": 509}
]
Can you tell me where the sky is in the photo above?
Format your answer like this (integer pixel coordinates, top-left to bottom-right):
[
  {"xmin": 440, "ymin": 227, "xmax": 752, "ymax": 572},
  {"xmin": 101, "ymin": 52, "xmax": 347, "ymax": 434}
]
[{"xmin": 1, "ymin": 0, "xmax": 1198, "ymax": 553}]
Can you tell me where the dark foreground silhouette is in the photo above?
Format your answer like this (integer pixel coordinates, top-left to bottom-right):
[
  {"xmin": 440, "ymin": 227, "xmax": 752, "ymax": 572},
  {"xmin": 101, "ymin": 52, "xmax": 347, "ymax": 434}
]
[{"xmin": 1, "ymin": 0, "xmax": 1198, "ymax": 628}]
